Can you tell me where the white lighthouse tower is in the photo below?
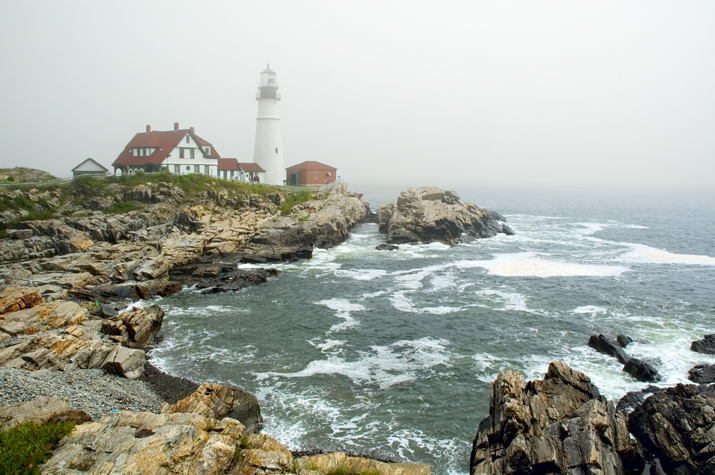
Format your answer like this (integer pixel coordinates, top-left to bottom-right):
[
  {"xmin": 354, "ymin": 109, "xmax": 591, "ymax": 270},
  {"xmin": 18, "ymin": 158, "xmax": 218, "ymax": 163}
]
[{"xmin": 253, "ymin": 65, "xmax": 284, "ymax": 186}]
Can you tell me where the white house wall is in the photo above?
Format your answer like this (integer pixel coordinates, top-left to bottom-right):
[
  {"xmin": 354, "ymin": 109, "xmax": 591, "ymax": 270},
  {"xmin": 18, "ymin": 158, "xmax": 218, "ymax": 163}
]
[
  {"xmin": 74, "ymin": 161, "xmax": 107, "ymax": 172},
  {"xmin": 163, "ymin": 133, "xmax": 218, "ymax": 176}
]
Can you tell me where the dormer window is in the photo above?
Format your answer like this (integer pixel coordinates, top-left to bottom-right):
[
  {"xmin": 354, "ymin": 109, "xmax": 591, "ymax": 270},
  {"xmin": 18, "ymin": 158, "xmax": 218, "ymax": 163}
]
[{"xmin": 204, "ymin": 147, "xmax": 210, "ymax": 154}]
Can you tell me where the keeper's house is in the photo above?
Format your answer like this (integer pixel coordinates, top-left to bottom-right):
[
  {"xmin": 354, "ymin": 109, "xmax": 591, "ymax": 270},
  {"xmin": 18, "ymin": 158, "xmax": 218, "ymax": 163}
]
[
  {"xmin": 112, "ymin": 123, "xmax": 220, "ymax": 176},
  {"xmin": 286, "ymin": 161, "xmax": 337, "ymax": 187},
  {"xmin": 218, "ymin": 158, "xmax": 266, "ymax": 184}
]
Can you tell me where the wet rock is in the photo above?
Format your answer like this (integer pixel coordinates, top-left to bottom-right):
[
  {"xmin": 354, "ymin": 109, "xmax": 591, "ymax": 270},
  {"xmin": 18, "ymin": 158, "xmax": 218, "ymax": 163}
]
[
  {"xmin": 623, "ymin": 358, "xmax": 661, "ymax": 383},
  {"xmin": 628, "ymin": 383, "xmax": 715, "ymax": 475},
  {"xmin": 617, "ymin": 334, "xmax": 633, "ymax": 347},
  {"xmin": 170, "ymin": 262, "xmax": 279, "ymax": 293},
  {"xmin": 376, "ymin": 187, "xmax": 513, "ymax": 245},
  {"xmin": 691, "ymin": 334, "xmax": 715, "ymax": 355},
  {"xmin": 688, "ymin": 364, "xmax": 715, "ymax": 383},
  {"xmin": 589, "ymin": 334, "xmax": 631, "ymax": 364},
  {"xmin": 376, "ymin": 243, "xmax": 399, "ymax": 251},
  {"xmin": 162, "ymin": 381, "xmax": 263, "ymax": 431},
  {"xmin": 470, "ymin": 361, "xmax": 643, "ymax": 475},
  {"xmin": 616, "ymin": 385, "xmax": 661, "ymax": 413},
  {"xmin": 0, "ymin": 395, "xmax": 91, "ymax": 431}
]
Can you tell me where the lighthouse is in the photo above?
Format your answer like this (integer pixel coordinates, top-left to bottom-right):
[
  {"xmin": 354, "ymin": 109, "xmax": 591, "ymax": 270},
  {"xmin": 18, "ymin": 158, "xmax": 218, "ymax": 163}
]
[{"xmin": 253, "ymin": 65, "xmax": 285, "ymax": 186}]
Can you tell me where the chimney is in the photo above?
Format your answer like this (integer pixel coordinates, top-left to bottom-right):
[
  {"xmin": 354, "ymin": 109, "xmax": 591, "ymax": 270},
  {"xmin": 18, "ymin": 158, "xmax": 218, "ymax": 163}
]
[
  {"xmin": 146, "ymin": 125, "xmax": 151, "ymax": 133},
  {"xmin": 190, "ymin": 127, "xmax": 195, "ymax": 135},
  {"xmin": 174, "ymin": 122, "xmax": 179, "ymax": 131}
]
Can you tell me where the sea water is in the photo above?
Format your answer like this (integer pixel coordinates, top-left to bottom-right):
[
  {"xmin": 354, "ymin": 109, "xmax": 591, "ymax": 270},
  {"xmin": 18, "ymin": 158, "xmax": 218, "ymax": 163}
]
[{"xmin": 147, "ymin": 187, "xmax": 715, "ymax": 475}]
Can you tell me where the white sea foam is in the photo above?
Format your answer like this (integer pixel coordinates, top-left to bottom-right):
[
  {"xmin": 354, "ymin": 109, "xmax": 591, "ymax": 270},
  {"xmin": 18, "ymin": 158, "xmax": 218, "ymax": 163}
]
[
  {"xmin": 617, "ymin": 243, "xmax": 715, "ymax": 265},
  {"xmin": 334, "ymin": 269, "xmax": 387, "ymax": 281},
  {"xmin": 266, "ymin": 337, "xmax": 451, "ymax": 389},
  {"xmin": 456, "ymin": 253, "xmax": 629, "ymax": 277},
  {"xmin": 572, "ymin": 306, "xmax": 607, "ymax": 315},
  {"xmin": 317, "ymin": 298, "xmax": 366, "ymax": 333},
  {"xmin": 474, "ymin": 289, "xmax": 537, "ymax": 314}
]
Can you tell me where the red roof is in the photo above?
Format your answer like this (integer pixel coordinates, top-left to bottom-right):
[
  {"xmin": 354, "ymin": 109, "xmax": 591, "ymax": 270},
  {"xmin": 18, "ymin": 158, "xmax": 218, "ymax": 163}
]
[
  {"xmin": 112, "ymin": 128, "xmax": 220, "ymax": 168},
  {"xmin": 238, "ymin": 162, "xmax": 265, "ymax": 172},
  {"xmin": 218, "ymin": 158, "xmax": 239, "ymax": 170},
  {"xmin": 286, "ymin": 160, "xmax": 337, "ymax": 171}
]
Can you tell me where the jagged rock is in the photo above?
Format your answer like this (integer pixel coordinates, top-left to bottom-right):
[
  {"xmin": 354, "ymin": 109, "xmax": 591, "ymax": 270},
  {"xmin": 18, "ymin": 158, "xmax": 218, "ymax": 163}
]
[
  {"xmin": 0, "ymin": 286, "xmax": 43, "ymax": 315},
  {"xmin": 241, "ymin": 184, "xmax": 370, "ymax": 261},
  {"xmin": 588, "ymin": 334, "xmax": 661, "ymax": 382},
  {"xmin": 589, "ymin": 334, "xmax": 631, "ymax": 364},
  {"xmin": 470, "ymin": 361, "xmax": 643, "ymax": 475},
  {"xmin": 100, "ymin": 305, "xmax": 164, "ymax": 349},
  {"xmin": 0, "ymin": 300, "xmax": 87, "ymax": 336},
  {"xmin": 691, "ymin": 334, "xmax": 715, "ymax": 354},
  {"xmin": 230, "ymin": 433, "xmax": 294, "ymax": 474},
  {"xmin": 376, "ymin": 187, "xmax": 513, "ymax": 245},
  {"xmin": 170, "ymin": 263, "xmax": 279, "ymax": 293},
  {"xmin": 688, "ymin": 364, "xmax": 715, "ymax": 383},
  {"xmin": 617, "ymin": 334, "xmax": 633, "ymax": 347},
  {"xmin": 376, "ymin": 243, "xmax": 399, "ymax": 251},
  {"xmin": 293, "ymin": 452, "xmax": 431, "ymax": 475},
  {"xmin": 623, "ymin": 358, "xmax": 660, "ymax": 383},
  {"xmin": 162, "ymin": 382, "xmax": 263, "ymax": 431},
  {"xmin": 43, "ymin": 411, "xmax": 245, "ymax": 475},
  {"xmin": 0, "ymin": 395, "xmax": 91, "ymax": 431},
  {"xmin": 629, "ymin": 384, "xmax": 715, "ymax": 475},
  {"xmin": 616, "ymin": 385, "xmax": 661, "ymax": 413}
]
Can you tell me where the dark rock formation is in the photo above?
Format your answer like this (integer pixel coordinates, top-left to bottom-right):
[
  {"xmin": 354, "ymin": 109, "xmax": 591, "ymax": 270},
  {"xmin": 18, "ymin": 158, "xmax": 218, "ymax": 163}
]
[
  {"xmin": 589, "ymin": 334, "xmax": 630, "ymax": 364},
  {"xmin": 629, "ymin": 383, "xmax": 715, "ymax": 475},
  {"xmin": 376, "ymin": 187, "xmax": 513, "ymax": 245},
  {"xmin": 588, "ymin": 334, "xmax": 661, "ymax": 382},
  {"xmin": 376, "ymin": 243, "xmax": 399, "ymax": 251},
  {"xmin": 691, "ymin": 334, "xmax": 715, "ymax": 355},
  {"xmin": 169, "ymin": 261, "xmax": 280, "ymax": 293},
  {"xmin": 616, "ymin": 385, "xmax": 661, "ymax": 413},
  {"xmin": 470, "ymin": 361, "xmax": 643, "ymax": 475},
  {"xmin": 617, "ymin": 334, "xmax": 633, "ymax": 348},
  {"xmin": 688, "ymin": 364, "xmax": 715, "ymax": 384}
]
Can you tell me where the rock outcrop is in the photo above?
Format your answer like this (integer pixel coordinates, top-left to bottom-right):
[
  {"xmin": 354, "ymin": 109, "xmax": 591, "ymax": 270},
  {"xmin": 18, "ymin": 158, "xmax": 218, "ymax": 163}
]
[
  {"xmin": 376, "ymin": 187, "xmax": 513, "ymax": 245},
  {"xmin": 240, "ymin": 184, "xmax": 371, "ymax": 262},
  {"xmin": 691, "ymin": 334, "xmax": 715, "ymax": 355},
  {"xmin": 162, "ymin": 382, "xmax": 263, "ymax": 432},
  {"xmin": 470, "ymin": 361, "xmax": 643, "ymax": 475},
  {"xmin": 588, "ymin": 334, "xmax": 661, "ymax": 382},
  {"xmin": 629, "ymin": 383, "xmax": 715, "ymax": 475},
  {"xmin": 688, "ymin": 364, "xmax": 715, "ymax": 383},
  {"xmin": 0, "ymin": 395, "xmax": 91, "ymax": 432},
  {"xmin": 0, "ymin": 287, "xmax": 161, "ymax": 379}
]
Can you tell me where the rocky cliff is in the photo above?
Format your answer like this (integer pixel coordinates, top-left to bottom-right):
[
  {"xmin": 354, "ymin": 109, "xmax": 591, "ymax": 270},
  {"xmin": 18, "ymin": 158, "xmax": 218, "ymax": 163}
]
[
  {"xmin": 0, "ymin": 179, "xmax": 370, "ymax": 301},
  {"xmin": 376, "ymin": 187, "xmax": 513, "ymax": 245}
]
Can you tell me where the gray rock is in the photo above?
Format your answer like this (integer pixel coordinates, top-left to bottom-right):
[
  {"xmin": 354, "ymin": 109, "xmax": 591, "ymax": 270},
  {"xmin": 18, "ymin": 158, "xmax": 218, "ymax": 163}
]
[
  {"xmin": 0, "ymin": 395, "xmax": 91, "ymax": 431},
  {"xmin": 376, "ymin": 187, "xmax": 513, "ymax": 245},
  {"xmin": 589, "ymin": 334, "xmax": 631, "ymax": 364},
  {"xmin": 691, "ymin": 334, "xmax": 715, "ymax": 354},
  {"xmin": 623, "ymin": 358, "xmax": 661, "ymax": 383},
  {"xmin": 375, "ymin": 244, "xmax": 399, "ymax": 251},
  {"xmin": 688, "ymin": 364, "xmax": 715, "ymax": 383}
]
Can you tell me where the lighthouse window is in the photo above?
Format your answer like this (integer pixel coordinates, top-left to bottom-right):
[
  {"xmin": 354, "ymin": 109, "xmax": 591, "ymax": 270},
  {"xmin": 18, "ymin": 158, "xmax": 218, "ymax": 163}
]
[
  {"xmin": 179, "ymin": 148, "xmax": 185, "ymax": 159},
  {"xmin": 190, "ymin": 149, "xmax": 195, "ymax": 159},
  {"xmin": 275, "ymin": 148, "xmax": 278, "ymax": 154}
]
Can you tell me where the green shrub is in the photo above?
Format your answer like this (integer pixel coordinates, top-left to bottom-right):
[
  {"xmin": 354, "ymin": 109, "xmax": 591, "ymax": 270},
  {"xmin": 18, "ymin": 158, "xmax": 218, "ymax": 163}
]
[
  {"xmin": 329, "ymin": 461, "xmax": 350, "ymax": 475},
  {"xmin": 103, "ymin": 199, "xmax": 142, "ymax": 215},
  {"xmin": 280, "ymin": 189, "xmax": 313, "ymax": 215},
  {"xmin": 6, "ymin": 176, "xmax": 15, "ymax": 182},
  {"xmin": 0, "ymin": 420, "xmax": 76, "ymax": 474}
]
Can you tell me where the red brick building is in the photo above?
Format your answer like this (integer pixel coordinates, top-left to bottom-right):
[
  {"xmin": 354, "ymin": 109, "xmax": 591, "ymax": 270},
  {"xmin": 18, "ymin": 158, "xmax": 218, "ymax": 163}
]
[{"xmin": 286, "ymin": 161, "xmax": 337, "ymax": 186}]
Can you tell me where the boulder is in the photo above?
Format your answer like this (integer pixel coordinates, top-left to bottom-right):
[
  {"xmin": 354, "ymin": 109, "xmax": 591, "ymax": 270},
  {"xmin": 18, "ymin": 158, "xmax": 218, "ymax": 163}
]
[
  {"xmin": 628, "ymin": 384, "xmax": 715, "ymax": 475},
  {"xmin": 623, "ymin": 358, "xmax": 661, "ymax": 383},
  {"xmin": 470, "ymin": 361, "xmax": 643, "ymax": 475},
  {"xmin": 162, "ymin": 382, "xmax": 263, "ymax": 431},
  {"xmin": 376, "ymin": 243, "xmax": 399, "ymax": 251},
  {"xmin": 43, "ymin": 411, "xmax": 245, "ymax": 475},
  {"xmin": 691, "ymin": 334, "xmax": 715, "ymax": 354},
  {"xmin": 101, "ymin": 305, "xmax": 164, "ymax": 349},
  {"xmin": 0, "ymin": 287, "xmax": 43, "ymax": 315},
  {"xmin": 376, "ymin": 187, "xmax": 513, "ymax": 245},
  {"xmin": 589, "ymin": 334, "xmax": 631, "ymax": 364},
  {"xmin": 0, "ymin": 395, "xmax": 91, "ymax": 432},
  {"xmin": 688, "ymin": 364, "xmax": 715, "ymax": 383},
  {"xmin": 617, "ymin": 334, "xmax": 633, "ymax": 347}
]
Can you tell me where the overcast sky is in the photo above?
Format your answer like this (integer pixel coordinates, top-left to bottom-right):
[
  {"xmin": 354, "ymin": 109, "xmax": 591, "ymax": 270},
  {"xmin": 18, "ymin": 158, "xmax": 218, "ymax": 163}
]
[{"xmin": 1, "ymin": 1, "xmax": 713, "ymax": 193}]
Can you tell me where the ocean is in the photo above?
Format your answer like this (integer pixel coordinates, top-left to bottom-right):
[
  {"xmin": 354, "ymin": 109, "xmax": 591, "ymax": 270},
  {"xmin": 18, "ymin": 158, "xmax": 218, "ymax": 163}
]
[{"xmin": 146, "ymin": 186, "xmax": 715, "ymax": 475}]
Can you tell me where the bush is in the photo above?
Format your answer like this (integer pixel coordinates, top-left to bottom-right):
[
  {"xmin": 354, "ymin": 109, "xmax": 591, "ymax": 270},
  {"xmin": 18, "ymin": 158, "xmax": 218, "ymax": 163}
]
[
  {"xmin": 103, "ymin": 199, "xmax": 142, "ymax": 215},
  {"xmin": 280, "ymin": 189, "xmax": 313, "ymax": 215},
  {"xmin": 0, "ymin": 420, "xmax": 76, "ymax": 474}
]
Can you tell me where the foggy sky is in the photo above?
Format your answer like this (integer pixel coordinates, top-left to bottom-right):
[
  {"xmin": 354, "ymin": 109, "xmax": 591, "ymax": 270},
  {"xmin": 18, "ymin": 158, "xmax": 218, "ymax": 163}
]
[{"xmin": 1, "ymin": 1, "xmax": 714, "ymax": 193}]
